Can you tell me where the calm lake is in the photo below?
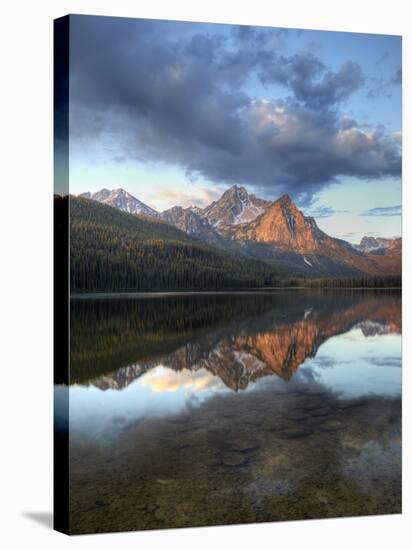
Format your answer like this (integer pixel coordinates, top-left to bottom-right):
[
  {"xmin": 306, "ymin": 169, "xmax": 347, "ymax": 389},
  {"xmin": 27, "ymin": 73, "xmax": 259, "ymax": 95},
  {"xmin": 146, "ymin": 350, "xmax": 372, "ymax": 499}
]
[{"xmin": 58, "ymin": 290, "xmax": 401, "ymax": 533}]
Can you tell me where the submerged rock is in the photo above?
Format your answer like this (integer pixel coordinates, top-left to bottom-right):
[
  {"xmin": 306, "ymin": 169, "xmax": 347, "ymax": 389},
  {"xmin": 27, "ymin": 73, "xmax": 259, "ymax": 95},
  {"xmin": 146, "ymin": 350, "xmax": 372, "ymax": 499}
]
[
  {"xmin": 221, "ymin": 452, "xmax": 249, "ymax": 467},
  {"xmin": 222, "ymin": 437, "xmax": 260, "ymax": 453},
  {"xmin": 277, "ymin": 427, "xmax": 314, "ymax": 439},
  {"xmin": 320, "ymin": 419, "xmax": 344, "ymax": 432}
]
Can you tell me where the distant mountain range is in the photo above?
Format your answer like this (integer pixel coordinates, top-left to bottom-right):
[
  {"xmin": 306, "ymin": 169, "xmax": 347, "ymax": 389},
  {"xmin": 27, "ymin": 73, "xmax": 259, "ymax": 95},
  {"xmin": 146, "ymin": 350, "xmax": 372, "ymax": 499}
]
[
  {"xmin": 354, "ymin": 236, "xmax": 402, "ymax": 255},
  {"xmin": 77, "ymin": 186, "xmax": 401, "ymax": 278}
]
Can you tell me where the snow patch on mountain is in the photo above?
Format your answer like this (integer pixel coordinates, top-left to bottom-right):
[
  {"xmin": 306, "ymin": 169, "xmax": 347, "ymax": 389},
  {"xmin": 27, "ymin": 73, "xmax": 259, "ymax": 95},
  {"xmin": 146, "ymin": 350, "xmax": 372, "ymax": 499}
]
[
  {"xmin": 80, "ymin": 188, "xmax": 160, "ymax": 218},
  {"xmin": 201, "ymin": 184, "xmax": 271, "ymax": 229}
]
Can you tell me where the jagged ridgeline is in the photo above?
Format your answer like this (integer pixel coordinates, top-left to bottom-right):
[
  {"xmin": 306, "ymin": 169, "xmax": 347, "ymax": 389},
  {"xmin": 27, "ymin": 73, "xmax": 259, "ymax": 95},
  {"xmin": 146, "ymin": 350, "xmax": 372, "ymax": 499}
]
[
  {"xmin": 68, "ymin": 291, "xmax": 401, "ymax": 385},
  {"xmin": 69, "ymin": 292, "xmax": 292, "ymax": 383},
  {"xmin": 65, "ymin": 195, "xmax": 282, "ymax": 292}
]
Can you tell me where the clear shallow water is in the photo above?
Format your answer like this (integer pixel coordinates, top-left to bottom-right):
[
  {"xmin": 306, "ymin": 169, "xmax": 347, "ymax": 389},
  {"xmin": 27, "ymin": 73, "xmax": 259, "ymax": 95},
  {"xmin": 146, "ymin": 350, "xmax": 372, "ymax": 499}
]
[{"xmin": 60, "ymin": 291, "xmax": 401, "ymax": 533}]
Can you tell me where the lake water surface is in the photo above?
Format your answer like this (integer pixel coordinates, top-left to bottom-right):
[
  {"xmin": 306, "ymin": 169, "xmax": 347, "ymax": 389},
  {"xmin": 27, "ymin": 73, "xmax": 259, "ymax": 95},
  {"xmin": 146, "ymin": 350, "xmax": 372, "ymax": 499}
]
[{"xmin": 59, "ymin": 290, "xmax": 401, "ymax": 533}]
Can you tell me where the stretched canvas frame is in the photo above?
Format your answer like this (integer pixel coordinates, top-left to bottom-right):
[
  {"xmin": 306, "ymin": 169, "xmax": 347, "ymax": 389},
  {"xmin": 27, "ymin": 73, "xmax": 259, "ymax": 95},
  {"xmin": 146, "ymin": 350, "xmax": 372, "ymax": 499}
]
[{"xmin": 54, "ymin": 14, "xmax": 402, "ymax": 535}]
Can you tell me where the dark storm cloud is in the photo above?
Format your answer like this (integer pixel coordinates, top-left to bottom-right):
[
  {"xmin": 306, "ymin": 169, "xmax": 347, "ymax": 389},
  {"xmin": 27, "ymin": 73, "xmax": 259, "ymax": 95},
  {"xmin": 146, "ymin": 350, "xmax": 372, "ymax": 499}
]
[
  {"xmin": 69, "ymin": 15, "xmax": 401, "ymax": 200},
  {"xmin": 361, "ymin": 205, "xmax": 401, "ymax": 217},
  {"xmin": 259, "ymin": 54, "xmax": 365, "ymax": 110}
]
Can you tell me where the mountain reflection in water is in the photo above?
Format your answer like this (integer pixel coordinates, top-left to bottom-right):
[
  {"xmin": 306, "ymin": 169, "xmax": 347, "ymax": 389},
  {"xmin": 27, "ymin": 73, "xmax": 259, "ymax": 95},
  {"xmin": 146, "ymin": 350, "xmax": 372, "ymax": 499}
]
[
  {"xmin": 69, "ymin": 291, "xmax": 400, "ymax": 391},
  {"xmin": 65, "ymin": 291, "xmax": 401, "ymax": 534}
]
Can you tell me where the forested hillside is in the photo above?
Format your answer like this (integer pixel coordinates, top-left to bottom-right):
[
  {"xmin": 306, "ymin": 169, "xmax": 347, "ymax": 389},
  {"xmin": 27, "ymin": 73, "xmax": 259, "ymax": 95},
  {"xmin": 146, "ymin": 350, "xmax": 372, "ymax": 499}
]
[{"xmin": 65, "ymin": 196, "xmax": 282, "ymax": 292}]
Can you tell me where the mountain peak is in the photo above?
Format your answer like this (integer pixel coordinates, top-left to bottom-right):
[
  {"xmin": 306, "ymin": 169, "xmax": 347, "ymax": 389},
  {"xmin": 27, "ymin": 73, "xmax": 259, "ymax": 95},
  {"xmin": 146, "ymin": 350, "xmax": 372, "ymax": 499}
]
[
  {"xmin": 355, "ymin": 235, "xmax": 402, "ymax": 256},
  {"xmin": 81, "ymin": 188, "xmax": 159, "ymax": 218},
  {"xmin": 94, "ymin": 188, "xmax": 111, "ymax": 200},
  {"xmin": 277, "ymin": 193, "xmax": 292, "ymax": 205},
  {"xmin": 165, "ymin": 205, "xmax": 184, "ymax": 214},
  {"xmin": 161, "ymin": 204, "xmax": 222, "ymax": 242},
  {"xmin": 224, "ymin": 184, "xmax": 248, "ymax": 198},
  {"xmin": 360, "ymin": 236, "xmax": 378, "ymax": 247},
  {"xmin": 203, "ymin": 185, "xmax": 271, "ymax": 227},
  {"xmin": 114, "ymin": 188, "xmax": 135, "ymax": 196},
  {"xmin": 230, "ymin": 194, "xmax": 327, "ymax": 253}
]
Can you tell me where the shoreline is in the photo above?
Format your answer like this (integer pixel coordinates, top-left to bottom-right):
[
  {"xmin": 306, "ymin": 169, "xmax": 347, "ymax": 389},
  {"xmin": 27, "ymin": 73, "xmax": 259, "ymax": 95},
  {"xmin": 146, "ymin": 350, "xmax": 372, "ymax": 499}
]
[{"xmin": 70, "ymin": 287, "xmax": 401, "ymax": 299}]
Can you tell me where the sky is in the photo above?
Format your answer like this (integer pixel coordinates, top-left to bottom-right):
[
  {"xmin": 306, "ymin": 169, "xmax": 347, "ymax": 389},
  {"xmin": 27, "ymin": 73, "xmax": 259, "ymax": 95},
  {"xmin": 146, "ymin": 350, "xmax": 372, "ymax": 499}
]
[{"xmin": 59, "ymin": 15, "xmax": 402, "ymax": 243}]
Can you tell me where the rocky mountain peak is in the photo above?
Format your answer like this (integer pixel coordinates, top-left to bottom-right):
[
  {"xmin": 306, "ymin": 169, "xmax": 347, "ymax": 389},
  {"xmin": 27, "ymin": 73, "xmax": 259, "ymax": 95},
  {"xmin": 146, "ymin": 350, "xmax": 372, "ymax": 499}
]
[
  {"xmin": 354, "ymin": 235, "xmax": 401, "ymax": 256},
  {"xmin": 224, "ymin": 184, "xmax": 248, "ymax": 200},
  {"xmin": 229, "ymin": 194, "xmax": 328, "ymax": 253},
  {"xmin": 278, "ymin": 193, "xmax": 292, "ymax": 205},
  {"xmin": 165, "ymin": 205, "xmax": 184, "ymax": 216},
  {"xmin": 161, "ymin": 204, "xmax": 222, "ymax": 243},
  {"xmin": 360, "ymin": 236, "xmax": 379, "ymax": 248},
  {"xmin": 202, "ymin": 185, "xmax": 271, "ymax": 228},
  {"xmin": 79, "ymin": 188, "xmax": 159, "ymax": 218},
  {"xmin": 93, "ymin": 188, "xmax": 112, "ymax": 200}
]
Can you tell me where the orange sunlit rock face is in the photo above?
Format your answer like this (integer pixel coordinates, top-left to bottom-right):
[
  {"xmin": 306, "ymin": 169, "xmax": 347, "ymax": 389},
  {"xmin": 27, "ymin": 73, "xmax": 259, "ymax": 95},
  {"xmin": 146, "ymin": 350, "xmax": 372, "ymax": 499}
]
[
  {"xmin": 83, "ymin": 294, "xmax": 401, "ymax": 392},
  {"xmin": 233, "ymin": 297, "xmax": 401, "ymax": 382},
  {"xmin": 238, "ymin": 195, "xmax": 326, "ymax": 252},
  {"xmin": 226, "ymin": 195, "xmax": 401, "ymax": 276}
]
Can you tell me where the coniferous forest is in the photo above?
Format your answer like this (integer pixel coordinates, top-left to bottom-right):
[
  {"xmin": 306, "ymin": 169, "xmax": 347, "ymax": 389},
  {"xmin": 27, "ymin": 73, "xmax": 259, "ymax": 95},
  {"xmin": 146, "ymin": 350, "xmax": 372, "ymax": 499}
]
[
  {"xmin": 66, "ymin": 196, "xmax": 282, "ymax": 292},
  {"xmin": 56, "ymin": 196, "xmax": 401, "ymax": 293}
]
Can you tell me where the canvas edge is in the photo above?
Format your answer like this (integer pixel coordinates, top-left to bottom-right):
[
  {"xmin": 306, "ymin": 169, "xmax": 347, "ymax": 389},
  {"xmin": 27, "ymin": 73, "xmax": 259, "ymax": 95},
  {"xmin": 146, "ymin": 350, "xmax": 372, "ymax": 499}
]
[{"xmin": 53, "ymin": 14, "xmax": 70, "ymax": 536}]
